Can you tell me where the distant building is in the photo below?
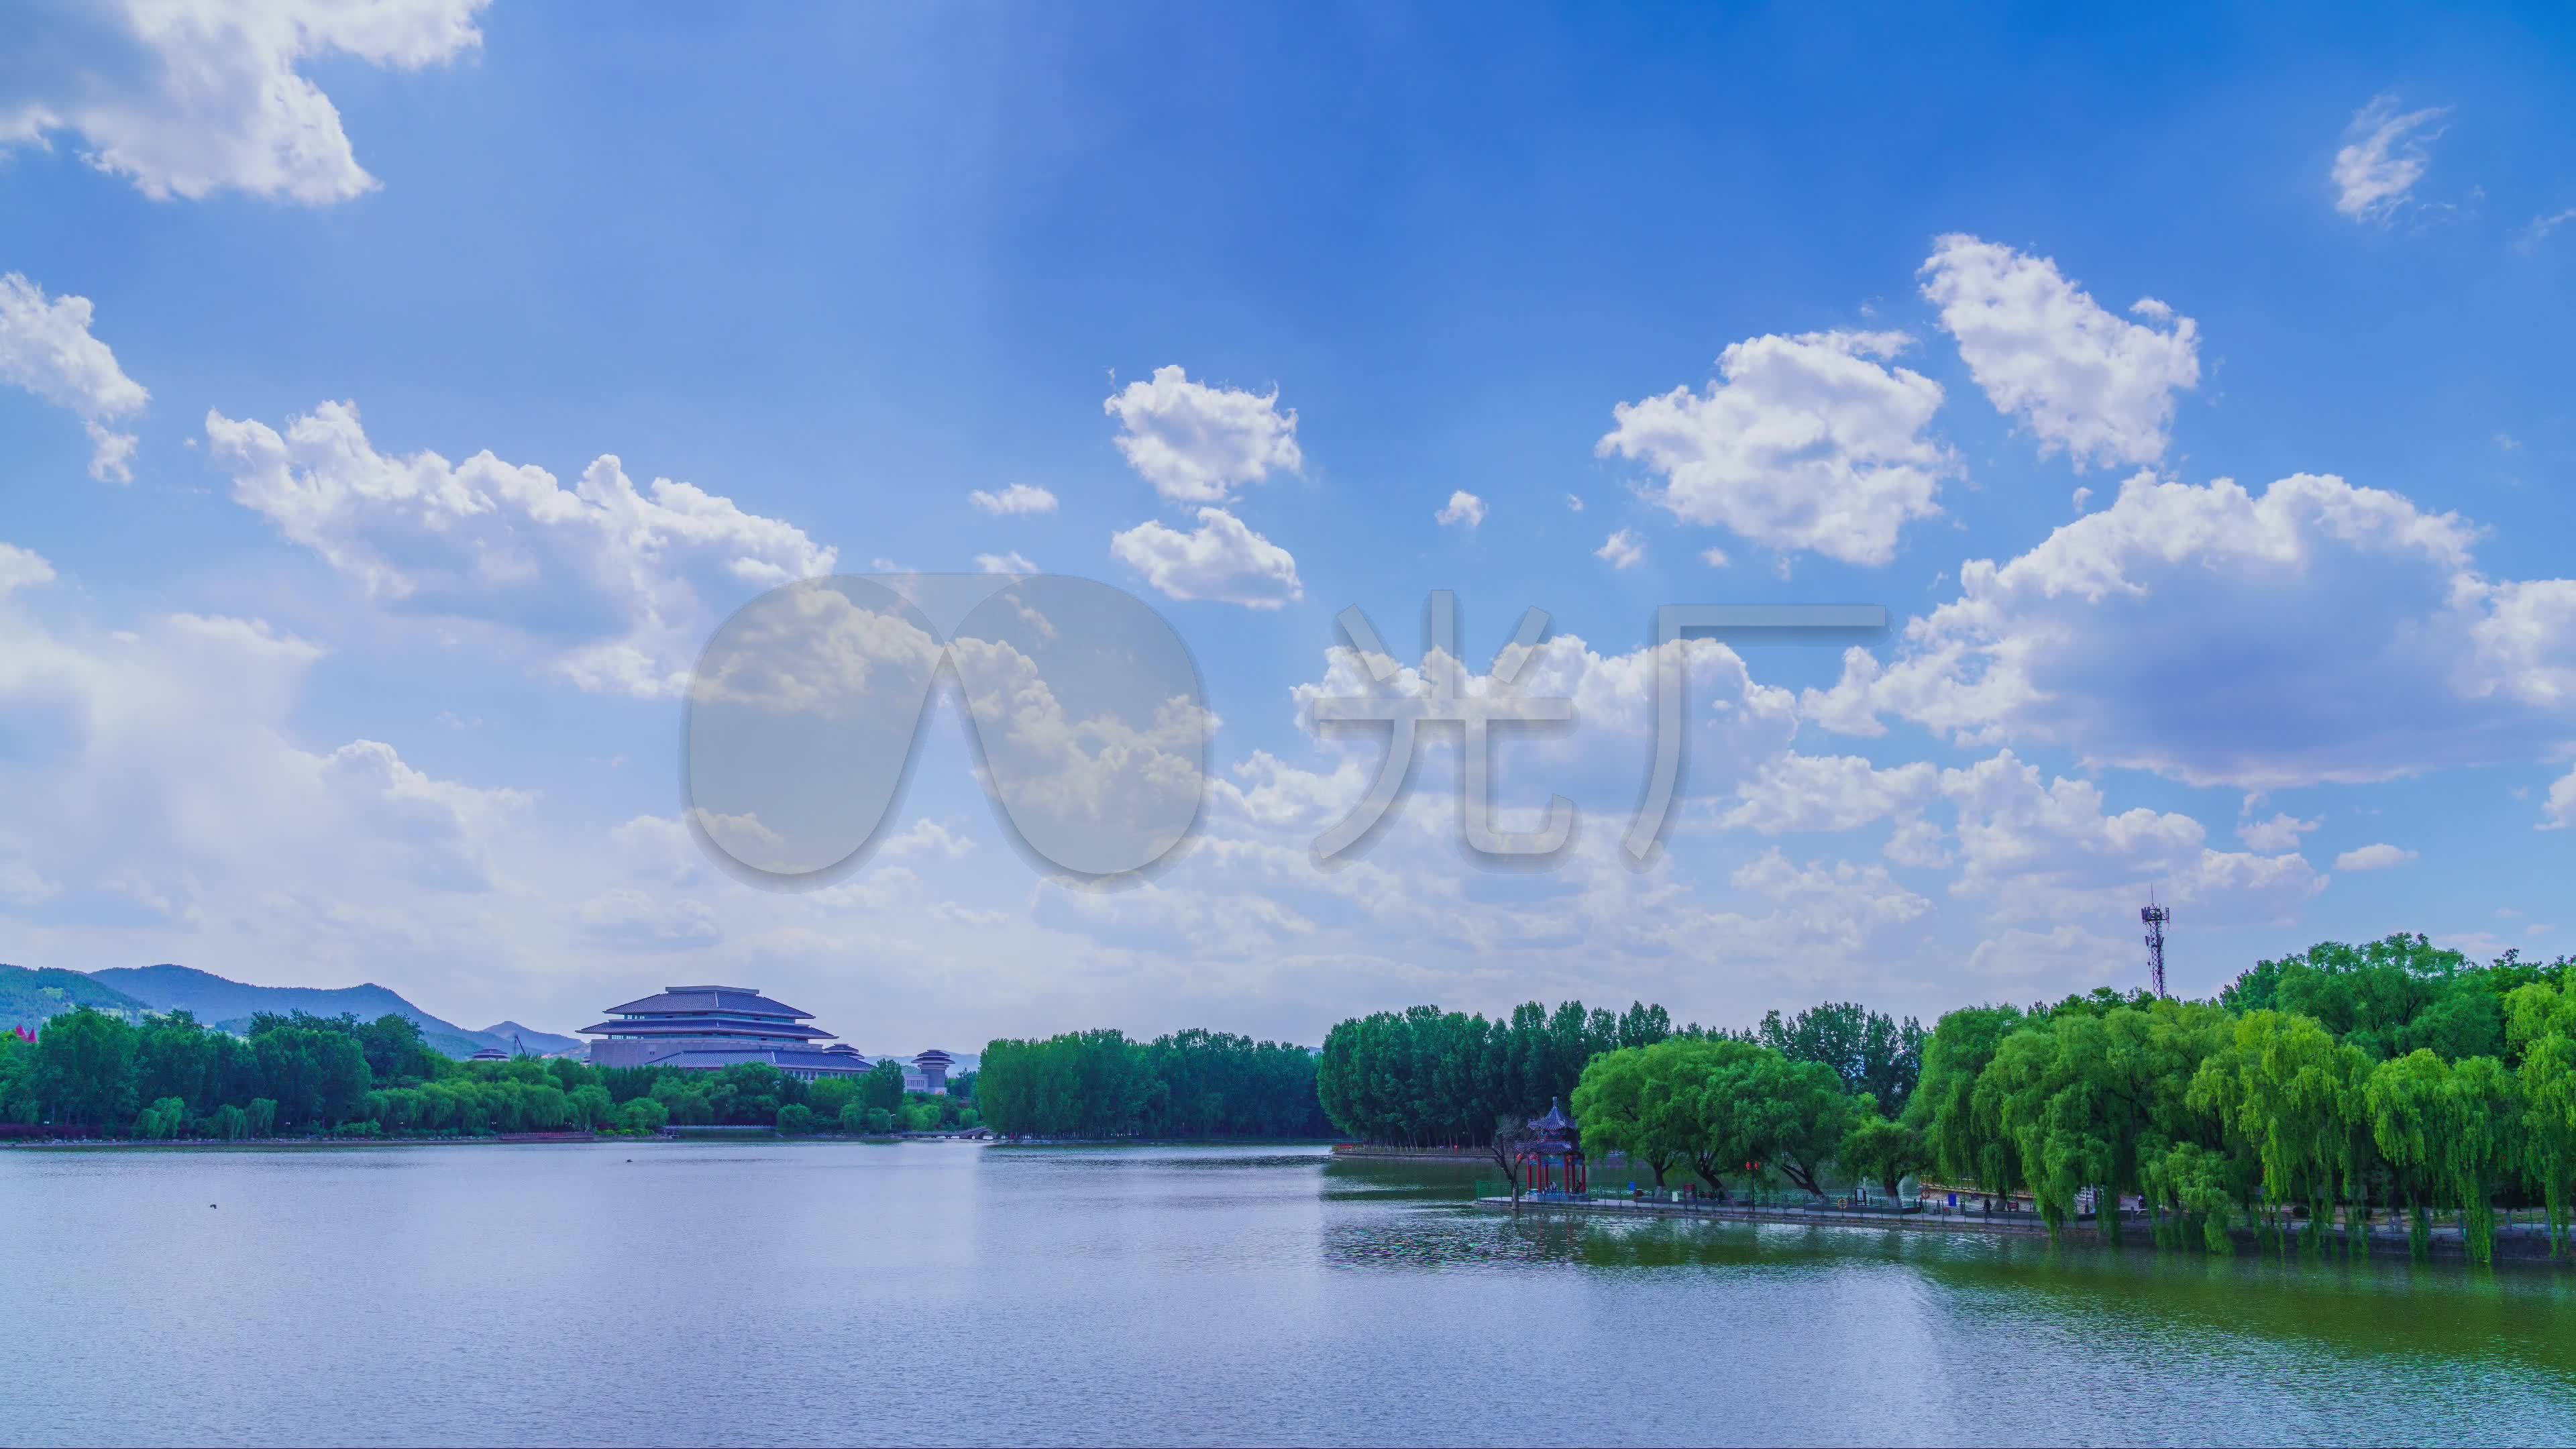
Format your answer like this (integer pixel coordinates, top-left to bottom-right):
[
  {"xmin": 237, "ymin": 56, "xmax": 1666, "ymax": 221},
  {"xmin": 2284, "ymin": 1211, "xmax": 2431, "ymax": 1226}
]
[
  {"xmin": 468, "ymin": 1046, "xmax": 509, "ymax": 1063},
  {"xmin": 912, "ymin": 1049, "xmax": 955, "ymax": 1095},
  {"xmin": 578, "ymin": 985, "xmax": 874, "ymax": 1083}
]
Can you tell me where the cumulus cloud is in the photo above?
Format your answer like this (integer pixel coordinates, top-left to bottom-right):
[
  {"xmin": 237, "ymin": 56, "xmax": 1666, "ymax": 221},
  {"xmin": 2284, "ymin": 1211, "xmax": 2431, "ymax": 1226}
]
[
  {"xmin": 1110, "ymin": 508, "xmax": 1302, "ymax": 608},
  {"xmin": 1801, "ymin": 471, "xmax": 2576, "ymax": 788},
  {"xmin": 1940, "ymin": 751, "xmax": 2324, "ymax": 926},
  {"xmin": 1104, "ymin": 366, "xmax": 1302, "ymax": 503},
  {"xmin": 2238, "ymin": 813, "xmax": 2319, "ymax": 851},
  {"xmin": 2332, "ymin": 95, "xmax": 2450, "ymax": 225},
  {"xmin": 1595, "ymin": 529, "xmax": 1644, "ymax": 570},
  {"xmin": 0, "ymin": 555, "xmax": 530, "ymax": 949},
  {"xmin": 2544, "ymin": 767, "xmax": 2576, "ymax": 832},
  {"xmin": 2334, "ymin": 843, "xmax": 2417, "ymax": 871},
  {"xmin": 969, "ymin": 483, "xmax": 1057, "ymax": 516},
  {"xmin": 0, "ymin": 273, "xmax": 149, "ymax": 482},
  {"xmin": 1717, "ymin": 754, "xmax": 1939, "ymax": 835},
  {"xmin": 0, "ymin": 543, "xmax": 58, "ymax": 596},
  {"xmin": 1920, "ymin": 235, "xmax": 2201, "ymax": 471},
  {"xmin": 0, "ymin": 0, "xmax": 487, "ymax": 205},
  {"xmin": 1597, "ymin": 330, "xmax": 1951, "ymax": 566},
  {"xmin": 204, "ymin": 400, "xmax": 836, "ymax": 697},
  {"xmin": 1435, "ymin": 490, "xmax": 1486, "ymax": 529},
  {"xmin": 879, "ymin": 818, "xmax": 975, "ymax": 861}
]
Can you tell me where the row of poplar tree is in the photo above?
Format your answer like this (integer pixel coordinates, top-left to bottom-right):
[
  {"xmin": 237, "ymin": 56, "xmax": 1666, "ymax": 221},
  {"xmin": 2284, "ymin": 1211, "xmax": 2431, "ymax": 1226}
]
[{"xmin": 973, "ymin": 1027, "xmax": 1331, "ymax": 1138}]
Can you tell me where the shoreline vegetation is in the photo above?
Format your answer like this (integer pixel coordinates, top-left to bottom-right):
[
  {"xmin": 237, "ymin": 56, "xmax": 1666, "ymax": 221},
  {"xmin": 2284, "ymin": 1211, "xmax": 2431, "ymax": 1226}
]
[
  {"xmin": 1314, "ymin": 934, "xmax": 2576, "ymax": 1270},
  {"xmin": 16, "ymin": 933, "xmax": 2576, "ymax": 1273}
]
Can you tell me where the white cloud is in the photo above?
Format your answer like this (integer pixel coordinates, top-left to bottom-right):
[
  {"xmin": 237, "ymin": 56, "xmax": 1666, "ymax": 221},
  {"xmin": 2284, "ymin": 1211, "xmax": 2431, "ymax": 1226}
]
[
  {"xmin": 1104, "ymin": 366, "xmax": 1302, "ymax": 504},
  {"xmin": 1595, "ymin": 529, "xmax": 1644, "ymax": 570},
  {"xmin": 1884, "ymin": 818, "xmax": 1953, "ymax": 869},
  {"xmin": 1435, "ymin": 490, "xmax": 1486, "ymax": 529},
  {"xmin": 0, "ymin": 0, "xmax": 487, "ymax": 205},
  {"xmin": 205, "ymin": 400, "xmax": 836, "ymax": 698},
  {"xmin": 2334, "ymin": 843, "xmax": 2417, "ymax": 871},
  {"xmin": 1717, "ymin": 754, "xmax": 1939, "ymax": 835},
  {"xmin": 975, "ymin": 551, "xmax": 1038, "ymax": 575},
  {"xmin": 1566, "ymin": 494, "xmax": 1585, "ymax": 513},
  {"xmin": 0, "ymin": 543, "xmax": 57, "ymax": 596},
  {"xmin": 1919, "ymin": 235, "xmax": 2201, "ymax": 472},
  {"xmin": 2332, "ymin": 95, "xmax": 2449, "ymax": 225},
  {"xmin": 1968, "ymin": 925, "xmax": 2123, "ymax": 981},
  {"xmin": 572, "ymin": 888, "xmax": 721, "ymax": 951},
  {"xmin": 2238, "ymin": 813, "xmax": 2319, "ymax": 851},
  {"xmin": 1110, "ymin": 508, "xmax": 1301, "ymax": 608},
  {"xmin": 1597, "ymin": 329, "xmax": 1951, "ymax": 566},
  {"xmin": 2544, "ymin": 767, "xmax": 2576, "ymax": 832},
  {"xmin": 0, "ymin": 566, "xmax": 531, "ymax": 947},
  {"xmin": 1802, "ymin": 471, "xmax": 2576, "ymax": 788},
  {"xmin": 2514, "ymin": 209, "xmax": 2576, "ymax": 256},
  {"xmin": 1700, "ymin": 547, "xmax": 1731, "ymax": 568},
  {"xmin": 969, "ymin": 483, "xmax": 1059, "ymax": 516},
  {"xmin": 0, "ymin": 273, "xmax": 149, "ymax": 482},
  {"xmin": 879, "ymin": 818, "xmax": 975, "ymax": 861},
  {"xmin": 1939, "ymin": 751, "xmax": 2325, "ymax": 926}
]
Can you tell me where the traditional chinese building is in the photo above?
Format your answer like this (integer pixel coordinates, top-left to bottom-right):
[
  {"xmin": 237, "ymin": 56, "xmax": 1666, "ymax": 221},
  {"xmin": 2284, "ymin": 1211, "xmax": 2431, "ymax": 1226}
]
[
  {"xmin": 579, "ymin": 985, "xmax": 873, "ymax": 1081},
  {"xmin": 1515, "ymin": 1097, "xmax": 1587, "ymax": 1197},
  {"xmin": 912, "ymin": 1049, "xmax": 955, "ymax": 1095}
]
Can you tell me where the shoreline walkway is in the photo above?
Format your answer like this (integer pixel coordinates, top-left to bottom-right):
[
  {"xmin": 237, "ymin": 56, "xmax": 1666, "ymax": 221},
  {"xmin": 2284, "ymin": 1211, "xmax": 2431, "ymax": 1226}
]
[{"xmin": 1474, "ymin": 1193, "xmax": 2574, "ymax": 1265}]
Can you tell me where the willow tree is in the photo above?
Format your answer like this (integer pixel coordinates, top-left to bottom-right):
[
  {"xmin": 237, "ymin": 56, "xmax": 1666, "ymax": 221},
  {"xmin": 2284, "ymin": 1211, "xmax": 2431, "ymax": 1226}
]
[
  {"xmin": 1572, "ymin": 1044, "xmax": 1678, "ymax": 1187},
  {"xmin": 1908, "ymin": 1004, "xmax": 2027, "ymax": 1199},
  {"xmin": 2442, "ymin": 1056, "xmax": 2518, "ymax": 1265},
  {"xmin": 2189, "ymin": 1010, "xmax": 2373, "ymax": 1258},
  {"xmin": 2520, "ymin": 1033, "xmax": 2576, "ymax": 1256},
  {"xmin": 1841, "ymin": 1106, "xmax": 1929, "ymax": 1201},
  {"xmin": 1974, "ymin": 1000, "xmax": 2229, "ymax": 1242},
  {"xmin": 2367, "ymin": 1050, "xmax": 2451, "ymax": 1260}
]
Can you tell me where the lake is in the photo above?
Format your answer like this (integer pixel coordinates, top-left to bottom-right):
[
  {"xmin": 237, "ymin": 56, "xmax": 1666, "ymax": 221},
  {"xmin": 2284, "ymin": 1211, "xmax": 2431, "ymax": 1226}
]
[{"xmin": 7, "ymin": 1141, "xmax": 2573, "ymax": 1446}]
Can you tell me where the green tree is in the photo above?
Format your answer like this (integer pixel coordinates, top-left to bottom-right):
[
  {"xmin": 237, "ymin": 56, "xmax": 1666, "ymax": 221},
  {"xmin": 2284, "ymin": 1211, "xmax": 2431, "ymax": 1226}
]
[
  {"xmin": 1758, "ymin": 1001, "xmax": 1927, "ymax": 1116},
  {"xmin": 861, "ymin": 1059, "xmax": 908, "ymax": 1113},
  {"xmin": 615, "ymin": 1096, "xmax": 669, "ymax": 1134},
  {"xmin": 1907, "ymin": 1004, "xmax": 2027, "ymax": 1197},
  {"xmin": 568, "ymin": 1084, "xmax": 615, "ymax": 1131},
  {"xmin": 1841, "ymin": 1109, "xmax": 1929, "ymax": 1200},
  {"xmin": 33, "ymin": 1008, "xmax": 141, "ymax": 1129},
  {"xmin": 777, "ymin": 1103, "xmax": 816, "ymax": 1134}
]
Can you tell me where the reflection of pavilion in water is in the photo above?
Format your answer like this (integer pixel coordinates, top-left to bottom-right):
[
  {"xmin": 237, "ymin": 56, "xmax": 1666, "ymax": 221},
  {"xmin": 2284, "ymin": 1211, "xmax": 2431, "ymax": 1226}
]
[{"xmin": 1513, "ymin": 1097, "xmax": 1587, "ymax": 1197}]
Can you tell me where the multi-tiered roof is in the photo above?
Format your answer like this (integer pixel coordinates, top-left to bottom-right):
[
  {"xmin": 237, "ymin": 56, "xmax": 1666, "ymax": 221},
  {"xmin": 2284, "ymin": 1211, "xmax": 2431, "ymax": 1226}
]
[{"xmin": 580, "ymin": 985, "xmax": 871, "ymax": 1080}]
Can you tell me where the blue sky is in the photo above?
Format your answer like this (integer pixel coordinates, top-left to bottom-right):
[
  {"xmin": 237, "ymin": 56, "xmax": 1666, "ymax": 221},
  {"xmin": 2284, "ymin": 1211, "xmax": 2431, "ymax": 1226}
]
[{"xmin": 1, "ymin": 2, "xmax": 2571, "ymax": 1048}]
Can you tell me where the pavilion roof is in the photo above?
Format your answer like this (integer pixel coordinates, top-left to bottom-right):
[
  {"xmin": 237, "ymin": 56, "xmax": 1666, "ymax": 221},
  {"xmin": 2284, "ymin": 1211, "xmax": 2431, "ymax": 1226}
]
[
  {"xmin": 600, "ymin": 986, "xmax": 814, "ymax": 1020},
  {"xmin": 578, "ymin": 1018, "xmax": 833, "ymax": 1040}
]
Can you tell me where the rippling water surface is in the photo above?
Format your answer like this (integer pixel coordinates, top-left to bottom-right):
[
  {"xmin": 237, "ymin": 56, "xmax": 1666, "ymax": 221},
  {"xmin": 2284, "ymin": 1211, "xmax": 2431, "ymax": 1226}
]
[{"xmin": 8, "ymin": 1142, "xmax": 2573, "ymax": 1446}]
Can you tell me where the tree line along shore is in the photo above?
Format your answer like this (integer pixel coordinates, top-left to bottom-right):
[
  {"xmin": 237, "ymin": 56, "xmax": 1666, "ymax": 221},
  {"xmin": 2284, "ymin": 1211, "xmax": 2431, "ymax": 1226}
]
[
  {"xmin": 1320, "ymin": 936, "xmax": 2576, "ymax": 1268},
  {"xmin": 0, "ymin": 1008, "xmax": 979, "ymax": 1140},
  {"xmin": 15, "ymin": 934, "xmax": 2576, "ymax": 1270}
]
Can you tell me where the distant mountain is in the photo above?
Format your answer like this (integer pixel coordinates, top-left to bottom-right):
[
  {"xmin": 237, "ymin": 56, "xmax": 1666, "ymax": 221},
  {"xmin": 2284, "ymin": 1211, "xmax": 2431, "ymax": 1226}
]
[
  {"xmin": 82, "ymin": 965, "xmax": 576, "ymax": 1060},
  {"xmin": 0, "ymin": 965, "xmax": 151, "ymax": 1032}
]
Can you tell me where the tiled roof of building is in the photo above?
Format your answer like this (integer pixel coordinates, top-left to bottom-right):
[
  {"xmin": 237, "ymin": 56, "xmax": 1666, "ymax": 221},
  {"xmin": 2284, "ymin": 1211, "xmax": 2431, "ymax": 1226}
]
[
  {"xmin": 600, "ymin": 985, "xmax": 814, "ymax": 1020},
  {"xmin": 578, "ymin": 1018, "xmax": 833, "ymax": 1040},
  {"xmin": 647, "ymin": 1046, "xmax": 873, "ymax": 1074}
]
